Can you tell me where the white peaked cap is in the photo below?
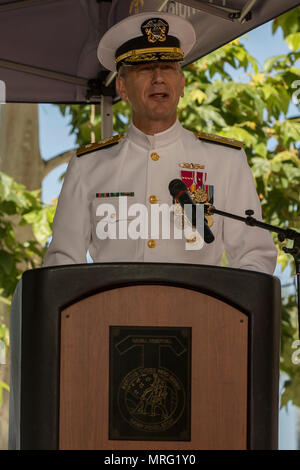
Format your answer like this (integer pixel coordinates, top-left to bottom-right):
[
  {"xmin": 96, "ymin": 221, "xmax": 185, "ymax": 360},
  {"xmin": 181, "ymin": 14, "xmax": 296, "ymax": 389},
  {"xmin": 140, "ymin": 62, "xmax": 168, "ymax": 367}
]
[{"xmin": 97, "ymin": 11, "xmax": 196, "ymax": 72}]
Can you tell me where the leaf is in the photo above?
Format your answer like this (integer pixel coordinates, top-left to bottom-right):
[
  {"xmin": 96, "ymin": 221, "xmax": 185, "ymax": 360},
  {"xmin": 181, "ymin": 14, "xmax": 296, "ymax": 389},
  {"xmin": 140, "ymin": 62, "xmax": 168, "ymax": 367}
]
[
  {"xmin": 0, "ymin": 381, "xmax": 10, "ymax": 406},
  {"xmin": 288, "ymin": 66, "xmax": 300, "ymax": 77},
  {"xmin": 261, "ymin": 83, "xmax": 275, "ymax": 101},
  {"xmin": 250, "ymin": 157, "xmax": 271, "ymax": 178},
  {"xmin": 253, "ymin": 142, "xmax": 267, "ymax": 158},
  {"xmin": 46, "ymin": 205, "xmax": 56, "ymax": 224},
  {"xmin": 280, "ymin": 335, "xmax": 300, "ymax": 409},
  {"xmin": 0, "ymin": 250, "xmax": 14, "ymax": 275},
  {"xmin": 263, "ymin": 83, "xmax": 290, "ymax": 118},
  {"xmin": 7, "ymin": 190, "xmax": 30, "ymax": 210},
  {"xmin": 285, "ymin": 32, "xmax": 300, "ymax": 52},
  {"xmin": 273, "ymin": 7, "xmax": 300, "ymax": 38},
  {"xmin": 21, "ymin": 210, "xmax": 41, "ymax": 225},
  {"xmin": 263, "ymin": 55, "xmax": 287, "ymax": 73},
  {"xmin": 272, "ymin": 151, "xmax": 300, "ymax": 168},
  {"xmin": 31, "ymin": 209, "xmax": 53, "ymax": 245},
  {"xmin": 247, "ymin": 55, "xmax": 259, "ymax": 75},
  {"xmin": 219, "ymin": 127, "xmax": 257, "ymax": 148},
  {"xmin": 0, "ymin": 295, "xmax": 11, "ymax": 306},
  {"xmin": 220, "ymin": 82, "xmax": 241, "ymax": 101},
  {"xmin": 276, "ymin": 120, "xmax": 300, "ymax": 147},
  {"xmin": 0, "ymin": 201, "xmax": 17, "ymax": 215},
  {"xmin": 198, "ymin": 105, "xmax": 227, "ymax": 127},
  {"xmin": 58, "ymin": 104, "xmax": 67, "ymax": 117},
  {"xmin": 250, "ymin": 73, "xmax": 265, "ymax": 84},
  {"xmin": 0, "ymin": 173, "xmax": 13, "ymax": 201},
  {"xmin": 190, "ymin": 89, "xmax": 206, "ymax": 105},
  {"xmin": 178, "ymin": 87, "xmax": 207, "ymax": 110}
]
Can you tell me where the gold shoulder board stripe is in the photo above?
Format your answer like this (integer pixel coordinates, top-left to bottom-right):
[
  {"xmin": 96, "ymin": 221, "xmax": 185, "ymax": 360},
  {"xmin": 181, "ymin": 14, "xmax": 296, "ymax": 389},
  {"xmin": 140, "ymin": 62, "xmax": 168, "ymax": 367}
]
[
  {"xmin": 77, "ymin": 134, "xmax": 124, "ymax": 157},
  {"xmin": 195, "ymin": 131, "xmax": 243, "ymax": 149}
]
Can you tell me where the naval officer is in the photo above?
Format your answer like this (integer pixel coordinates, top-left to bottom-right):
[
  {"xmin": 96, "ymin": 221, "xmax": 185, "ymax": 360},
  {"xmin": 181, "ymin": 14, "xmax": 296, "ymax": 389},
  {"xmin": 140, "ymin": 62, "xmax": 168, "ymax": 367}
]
[{"xmin": 43, "ymin": 12, "xmax": 277, "ymax": 274}]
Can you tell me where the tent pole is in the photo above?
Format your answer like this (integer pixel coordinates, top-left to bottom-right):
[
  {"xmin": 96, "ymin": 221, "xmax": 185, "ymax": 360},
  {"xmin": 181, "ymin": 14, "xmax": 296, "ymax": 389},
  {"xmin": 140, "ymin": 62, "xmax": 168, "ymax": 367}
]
[{"xmin": 101, "ymin": 95, "xmax": 113, "ymax": 139}]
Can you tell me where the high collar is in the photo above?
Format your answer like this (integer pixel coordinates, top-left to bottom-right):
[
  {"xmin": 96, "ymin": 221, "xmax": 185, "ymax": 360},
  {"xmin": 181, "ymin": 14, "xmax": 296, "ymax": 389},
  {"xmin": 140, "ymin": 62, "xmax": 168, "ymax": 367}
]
[{"xmin": 126, "ymin": 119, "xmax": 183, "ymax": 150}]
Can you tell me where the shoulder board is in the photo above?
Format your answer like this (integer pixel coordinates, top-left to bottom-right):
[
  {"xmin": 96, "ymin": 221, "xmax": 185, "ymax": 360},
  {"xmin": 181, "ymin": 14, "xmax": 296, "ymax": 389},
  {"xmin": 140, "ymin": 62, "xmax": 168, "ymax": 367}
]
[
  {"xmin": 76, "ymin": 134, "xmax": 124, "ymax": 157},
  {"xmin": 194, "ymin": 131, "xmax": 243, "ymax": 149}
]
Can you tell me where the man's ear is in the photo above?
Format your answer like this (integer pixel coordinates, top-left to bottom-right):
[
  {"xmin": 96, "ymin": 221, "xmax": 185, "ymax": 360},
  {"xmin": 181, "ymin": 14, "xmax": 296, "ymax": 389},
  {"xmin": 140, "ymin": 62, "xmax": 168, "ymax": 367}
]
[{"xmin": 116, "ymin": 76, "xmax": 128, "ymax": 101}]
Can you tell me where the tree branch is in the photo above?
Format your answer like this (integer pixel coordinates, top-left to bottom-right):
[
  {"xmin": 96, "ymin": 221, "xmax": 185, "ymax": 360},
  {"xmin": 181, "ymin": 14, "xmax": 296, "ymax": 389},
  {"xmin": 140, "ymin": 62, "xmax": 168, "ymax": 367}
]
[{"xmin": 42, "ymin": 149, "xmax": 76, "ymax": 179}]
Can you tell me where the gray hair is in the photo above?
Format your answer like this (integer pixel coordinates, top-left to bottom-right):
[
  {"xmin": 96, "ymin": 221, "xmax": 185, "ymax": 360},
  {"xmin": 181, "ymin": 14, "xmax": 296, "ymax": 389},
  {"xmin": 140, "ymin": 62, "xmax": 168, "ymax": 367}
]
[{"xmin": 117, "ymin": 64, "xmax": 130, "ymax": 78}]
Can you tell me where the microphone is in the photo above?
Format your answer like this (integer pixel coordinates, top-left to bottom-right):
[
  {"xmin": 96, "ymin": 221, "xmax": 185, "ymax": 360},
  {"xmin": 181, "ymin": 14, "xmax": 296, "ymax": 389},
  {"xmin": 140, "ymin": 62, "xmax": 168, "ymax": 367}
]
[{"xmin": 169, "ymin": 179, "xmax": 215, "ymax": 244}]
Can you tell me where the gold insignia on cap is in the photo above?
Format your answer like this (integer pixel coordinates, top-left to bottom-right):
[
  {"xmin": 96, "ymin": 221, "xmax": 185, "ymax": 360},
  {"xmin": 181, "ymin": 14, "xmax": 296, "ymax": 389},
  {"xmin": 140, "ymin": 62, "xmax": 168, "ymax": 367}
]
[
  {"xmin": 142, "ymin": 18, "xmax": 168, "ymax": 43},
  {"xmin": 115, "ymin": 47, "xmax": 184, "ymax": 65}
]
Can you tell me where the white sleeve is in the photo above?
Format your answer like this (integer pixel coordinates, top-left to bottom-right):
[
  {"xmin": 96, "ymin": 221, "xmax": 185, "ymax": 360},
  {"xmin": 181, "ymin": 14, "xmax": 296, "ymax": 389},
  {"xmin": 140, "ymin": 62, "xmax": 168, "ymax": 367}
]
[
  {"xmin": 43, "ymin": 155, "xmax": 91, "ymax": 266},
  {"xmin": 223, "ymin": 149, "xmax": 278, "ymax": 274}
]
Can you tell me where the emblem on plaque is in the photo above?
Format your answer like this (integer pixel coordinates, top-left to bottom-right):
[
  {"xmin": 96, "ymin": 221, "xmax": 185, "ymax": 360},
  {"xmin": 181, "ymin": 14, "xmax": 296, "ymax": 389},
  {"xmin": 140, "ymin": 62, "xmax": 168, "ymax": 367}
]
[
  {"xmin": 109, "ymin": 326, "xmax": 191, "ymax": 441},
  {"xmin": 118, "ymin": 367, "xmax": 185, "ymax": 433}
]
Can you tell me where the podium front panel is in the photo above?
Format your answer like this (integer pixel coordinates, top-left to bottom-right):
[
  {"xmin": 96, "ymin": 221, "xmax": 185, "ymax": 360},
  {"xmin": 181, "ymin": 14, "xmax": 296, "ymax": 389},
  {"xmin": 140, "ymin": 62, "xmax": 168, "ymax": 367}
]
[
  {"xmin": 9, "ymin": 263, "xmax": 280, "ymax": 450},
  {"xmin": 59, "ymin": 285, "xmax": 248, "ymax": 450}
]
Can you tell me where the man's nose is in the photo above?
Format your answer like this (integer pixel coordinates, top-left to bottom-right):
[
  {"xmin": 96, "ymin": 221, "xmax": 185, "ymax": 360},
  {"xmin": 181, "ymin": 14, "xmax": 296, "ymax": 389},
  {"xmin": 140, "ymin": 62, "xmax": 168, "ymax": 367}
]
[{"xmin": 151, "ymin": 66, "xmax": 165, "ymax": 83}]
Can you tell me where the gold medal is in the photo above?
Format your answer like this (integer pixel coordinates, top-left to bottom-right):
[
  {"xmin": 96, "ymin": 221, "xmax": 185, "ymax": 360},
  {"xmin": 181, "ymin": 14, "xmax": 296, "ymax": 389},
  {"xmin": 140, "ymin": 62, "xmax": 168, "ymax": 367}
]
[{"xmin": 190, "ymin": 187, "xmax": 208, "ymax": 204}]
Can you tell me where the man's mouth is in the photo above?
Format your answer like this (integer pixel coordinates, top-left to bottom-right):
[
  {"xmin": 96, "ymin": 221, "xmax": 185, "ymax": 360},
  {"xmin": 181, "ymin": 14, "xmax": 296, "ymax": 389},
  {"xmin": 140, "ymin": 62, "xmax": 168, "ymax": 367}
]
[{"xmin": 149, "ymin": 92, "xmax": 169, "ymax": 100}]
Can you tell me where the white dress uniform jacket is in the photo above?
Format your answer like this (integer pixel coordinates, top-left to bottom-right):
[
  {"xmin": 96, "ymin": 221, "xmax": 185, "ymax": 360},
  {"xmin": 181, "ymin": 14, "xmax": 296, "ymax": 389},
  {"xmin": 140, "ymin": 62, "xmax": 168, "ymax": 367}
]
[{"xmin": 43, "ymin": 120, "xmax": 277, "ymax": 273}]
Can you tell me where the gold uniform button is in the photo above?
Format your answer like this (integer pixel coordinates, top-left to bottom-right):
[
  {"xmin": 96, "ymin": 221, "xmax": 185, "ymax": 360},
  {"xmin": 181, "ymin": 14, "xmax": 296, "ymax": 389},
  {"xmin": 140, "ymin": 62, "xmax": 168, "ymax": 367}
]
[
  {"xmin": 150, "ymin": 152, "xmax": 160, "ymax": 161},
  {"xmin": 147, "ymin": 239, "xmax": 156, "ymax": 249},
  {"xmin": 149, "ymin": 195, "xmax": 158, "ymax": 204}
]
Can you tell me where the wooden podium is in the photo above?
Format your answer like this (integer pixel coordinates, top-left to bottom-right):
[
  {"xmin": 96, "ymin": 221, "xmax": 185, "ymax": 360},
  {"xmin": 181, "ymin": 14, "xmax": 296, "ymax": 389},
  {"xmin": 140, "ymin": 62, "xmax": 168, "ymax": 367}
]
[{"xmin": 9, "ymin": 263, "xmax": 281, "ymax": 450}]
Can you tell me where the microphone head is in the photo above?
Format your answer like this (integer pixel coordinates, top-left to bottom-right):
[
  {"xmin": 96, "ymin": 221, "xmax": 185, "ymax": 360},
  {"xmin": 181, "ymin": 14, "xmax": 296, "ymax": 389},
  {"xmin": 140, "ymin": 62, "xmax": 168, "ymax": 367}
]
[{"xmin": 169, "ymin": 179, "xmax": 188, "ymax": 198}]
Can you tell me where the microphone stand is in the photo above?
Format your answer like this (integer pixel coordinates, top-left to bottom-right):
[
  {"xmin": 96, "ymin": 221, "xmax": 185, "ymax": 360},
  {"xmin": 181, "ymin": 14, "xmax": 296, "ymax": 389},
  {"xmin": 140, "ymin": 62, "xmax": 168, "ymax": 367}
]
[{"xmin": 205, "ymin": 204, "xmax": 300, "ymax": 338}]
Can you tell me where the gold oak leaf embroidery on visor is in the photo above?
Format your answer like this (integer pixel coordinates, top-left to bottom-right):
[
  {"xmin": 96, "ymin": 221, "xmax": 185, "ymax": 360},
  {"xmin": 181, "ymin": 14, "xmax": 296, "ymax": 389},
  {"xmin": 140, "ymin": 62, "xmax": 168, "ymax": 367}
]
[{"xmin": 115, "ymin": 47, "xmax": 184, "ymax": 65}]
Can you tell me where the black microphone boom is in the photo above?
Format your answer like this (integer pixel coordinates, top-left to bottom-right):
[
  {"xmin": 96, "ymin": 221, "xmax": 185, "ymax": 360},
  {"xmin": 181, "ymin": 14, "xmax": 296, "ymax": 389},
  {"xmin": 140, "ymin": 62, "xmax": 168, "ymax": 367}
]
[{"xmin": 169, "ymin": 179, "xmax": 215, "ymax": 244}]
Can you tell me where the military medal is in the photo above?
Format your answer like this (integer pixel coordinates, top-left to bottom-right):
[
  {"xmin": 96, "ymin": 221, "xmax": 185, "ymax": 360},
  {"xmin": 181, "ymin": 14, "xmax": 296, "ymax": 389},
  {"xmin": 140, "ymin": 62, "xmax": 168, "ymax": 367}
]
[
  {"xmin": 191, "ymin": 187, "xmax": 207, "ymax": 203},
  {"xmin": 174, "ymin": 163, "xmax": 215, "ymax": 235}
]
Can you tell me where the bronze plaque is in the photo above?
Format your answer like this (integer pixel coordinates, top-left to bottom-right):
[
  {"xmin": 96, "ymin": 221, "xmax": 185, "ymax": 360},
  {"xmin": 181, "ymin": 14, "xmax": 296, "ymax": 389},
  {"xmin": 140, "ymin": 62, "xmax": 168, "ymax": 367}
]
[{"xmin": 109, "ymin": 326, "xmax": 191, "ymax": 441}]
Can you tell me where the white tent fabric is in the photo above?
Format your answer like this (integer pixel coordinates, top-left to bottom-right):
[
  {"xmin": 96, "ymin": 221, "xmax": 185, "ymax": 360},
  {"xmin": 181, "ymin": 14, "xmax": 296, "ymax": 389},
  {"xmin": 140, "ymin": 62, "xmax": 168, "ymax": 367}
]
[{"xmin": 0, "ymin": 0, "xmax": 299, "ymax": 103}]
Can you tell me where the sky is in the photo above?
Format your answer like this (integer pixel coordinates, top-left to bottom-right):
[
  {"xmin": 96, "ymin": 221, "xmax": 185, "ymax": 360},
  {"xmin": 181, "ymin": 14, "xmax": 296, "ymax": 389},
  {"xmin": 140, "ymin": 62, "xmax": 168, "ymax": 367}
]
[{"xmin": 38, "ymin": 18, "xmax": 299, "ymax": 450}]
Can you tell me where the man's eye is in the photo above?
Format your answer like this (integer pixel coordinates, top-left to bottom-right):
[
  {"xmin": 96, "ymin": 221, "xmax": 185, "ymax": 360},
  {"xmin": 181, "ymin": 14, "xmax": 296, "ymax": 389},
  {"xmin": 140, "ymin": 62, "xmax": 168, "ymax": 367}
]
[{"xmin": 161, "ymin": 63, "xmax": 176, "ymax": 70}]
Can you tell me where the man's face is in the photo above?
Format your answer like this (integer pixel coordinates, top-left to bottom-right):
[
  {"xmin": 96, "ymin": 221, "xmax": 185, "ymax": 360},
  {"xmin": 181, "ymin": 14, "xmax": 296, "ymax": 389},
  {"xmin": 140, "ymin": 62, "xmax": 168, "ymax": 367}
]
[{"xmin": 116, "ymin": 62, "xmax": 185, "ymax": 132}]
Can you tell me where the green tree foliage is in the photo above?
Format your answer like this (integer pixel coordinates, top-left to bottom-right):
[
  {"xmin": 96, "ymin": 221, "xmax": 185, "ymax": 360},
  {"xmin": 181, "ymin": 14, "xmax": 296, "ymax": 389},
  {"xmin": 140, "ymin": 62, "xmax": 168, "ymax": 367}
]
[
  {"xmin": 0, "ymin": 173, "xmax": 55, "ymax": 402},
  {"xmin": 0, "ymin": 172, "xmax": 54, "ymax": 295}
]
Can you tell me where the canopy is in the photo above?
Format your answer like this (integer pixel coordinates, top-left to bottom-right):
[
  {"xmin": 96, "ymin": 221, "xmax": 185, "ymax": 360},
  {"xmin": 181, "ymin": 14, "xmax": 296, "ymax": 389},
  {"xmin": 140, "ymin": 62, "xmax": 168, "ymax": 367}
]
[{"xmin": 0, "ymin": 0, "xmax": 299, "ymax": 103}]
